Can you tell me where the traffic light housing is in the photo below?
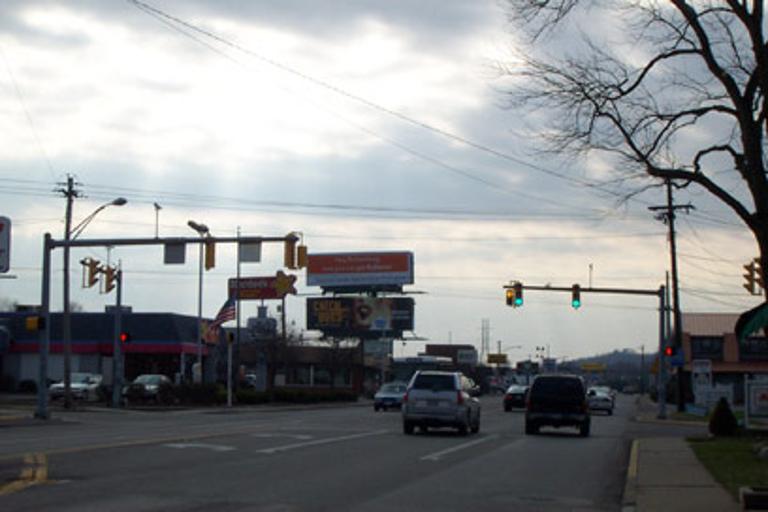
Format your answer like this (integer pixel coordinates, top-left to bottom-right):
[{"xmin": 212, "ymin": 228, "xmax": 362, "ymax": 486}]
[
  {"xmin": 297, "ymin": 244, "xmax": 308, "ymax": 269},
  {"xmin": 284, "ymin": 234, "xmax": 297, "ymax": 269},
  {"xmin": 505, "ymin": 288, "xmax": 514, "ymax": 306},
  {"xmin": 204, "ymin": 239, "xmax": 216, "ymax": 270},
  {"xmin": 744, "ymin": 260, "xmax": 758, "ymax": 295},
  {"xmin": 81, "ymin": 258, "xmax": 101, "ymax": 288},
  {"xmin": 103, "ymin": 266, "xmax": 117, "ymax": 294},
  {"xmin": 571, "ymin": 284, "xmax": 581, "ymax": 309},
  {"xmin": 513, "ymin": 282, "xmax": 523, "ymax": 307}
]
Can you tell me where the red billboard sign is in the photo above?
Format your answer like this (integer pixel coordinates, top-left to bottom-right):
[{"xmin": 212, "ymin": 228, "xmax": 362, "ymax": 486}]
[
  {"xmin": 306, "ymin": 252, "xmax": 413, "ymax": 288},
  {"xmin": 228, "ymin": 271, "xmax": 297, "ymax": 300}
]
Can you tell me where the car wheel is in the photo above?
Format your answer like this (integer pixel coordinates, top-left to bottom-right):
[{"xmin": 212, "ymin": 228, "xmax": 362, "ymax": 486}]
[
  {"xmin": 607, "ymin": 409, "xmax": 613, "ymax": 416},
  {"xmin": 374, "ymin": 405, "xmax": 380, "ymax": 412},
  {"xmin": 403, "ymin": 422, "xmax": 414, "ymax": 435},
  {"xmin": 525, "ymin": 421, "xmax": 537, "ymax": 435},
  {"xmin": 580, "ymin": 422, "xmax": 590, "ymax": 437},
  {"xmin": 504, "ymin": 404, "xmax": 511, "ymax": 412},
  {"xmin": 471, "ymin": 418, "xmax": 480, "ymax": 434},
  {"xmin": 458, "ymin": 413, "xmax": 470, "ymax": 436}
]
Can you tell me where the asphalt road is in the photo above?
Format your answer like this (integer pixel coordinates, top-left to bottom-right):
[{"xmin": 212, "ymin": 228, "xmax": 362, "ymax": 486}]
[{"xmin": 0, "ymin": 394, "xmax": 705, "ymax": 511}]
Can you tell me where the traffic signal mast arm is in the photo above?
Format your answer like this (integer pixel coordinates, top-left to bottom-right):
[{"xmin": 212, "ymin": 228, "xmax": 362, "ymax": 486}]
[{"xmin": 503, "ymin": 283, "xmax": 663, "ymax": 297}]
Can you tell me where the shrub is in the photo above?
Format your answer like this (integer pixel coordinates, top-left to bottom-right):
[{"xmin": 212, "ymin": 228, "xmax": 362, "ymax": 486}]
[
  {"xmin": 0, "ymin": 374, "xmax": 15, "ymax": 392},
  {"xmin": 709, "ymin": 397, "xmax": 738, "ymax": 437},
  {"xmin": 17, "ymin": 379, "xmax": 37, "ymax": 393},
  {"xmin": 235, "ymin": 389, "xmax": 270, "ymax": 404},
  {"xmin": 174, "ymin": 383, "xmax": 223, "ymax": 405}
]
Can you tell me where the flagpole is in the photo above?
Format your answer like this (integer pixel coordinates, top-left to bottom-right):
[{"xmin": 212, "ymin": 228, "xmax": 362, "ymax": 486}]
[{"xmin": 236, "ymin": 226, "xmax": 242, "ymax": 380}]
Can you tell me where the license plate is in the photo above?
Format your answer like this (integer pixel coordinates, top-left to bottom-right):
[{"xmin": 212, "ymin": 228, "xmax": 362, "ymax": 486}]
[
  {"xmin": 416, "ymin": 400, "xmax": 428, "ymax": 407},
  {"xmin": 428, "ymin": 399, "xmax": 439, "ymax": 407}
]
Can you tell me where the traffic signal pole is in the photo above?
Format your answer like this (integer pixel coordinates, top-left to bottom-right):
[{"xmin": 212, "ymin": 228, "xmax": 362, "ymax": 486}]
[
  {"xmin": 111, "ymin": 267, "xmax": 123, "ymax": 408},
  {"xmin": 35, "ymin": 232, "xmax": 297, "ymax": 420}
]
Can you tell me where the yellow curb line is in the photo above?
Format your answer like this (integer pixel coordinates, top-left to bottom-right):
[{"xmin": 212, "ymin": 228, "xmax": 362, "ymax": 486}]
[{"xmin": 0, "ymin": 452, "xmax": 47, "ymax": 496}]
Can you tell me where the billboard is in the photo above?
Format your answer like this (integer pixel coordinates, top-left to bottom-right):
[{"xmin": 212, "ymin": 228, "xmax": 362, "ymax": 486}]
[
  {"xmin": 306, "ymin": 252, "xmax": 413, "ymax": 288},
  {"xmin": 306, "ymin": 297, "xmax": 414, "ymax": 337}
]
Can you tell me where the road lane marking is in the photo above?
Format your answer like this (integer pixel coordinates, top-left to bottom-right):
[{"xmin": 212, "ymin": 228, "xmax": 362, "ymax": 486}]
[
  {"xmin": 0, "ymin": 423, "xmax": 276, "ymax": 462},
  {"xmin": 0, "ymin": 452, "xmax": 47, "ymax": 496},
  {"xmin": 251, "ymin": 433, "xmax": 314, "ymax": 440},
  {"xmin": 256, "ymin": 429, "xmax": 389, "ymax": 455},
  {"xmin": 164, "ymin": 442, "xmax": 236, "ymax": 452},
  {"xmin": 420, "ymin": 434, "xmax": 499, "ymax": 462}
]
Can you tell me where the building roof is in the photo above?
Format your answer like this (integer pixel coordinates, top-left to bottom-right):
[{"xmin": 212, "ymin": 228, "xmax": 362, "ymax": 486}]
[{"xmin": 682, "ymin": 313, "xmax": 740, "ymax": 336}]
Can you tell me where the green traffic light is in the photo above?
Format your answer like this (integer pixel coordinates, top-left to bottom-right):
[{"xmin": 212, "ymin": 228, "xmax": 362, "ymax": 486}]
[
  {"xmin": 514, "ymin": 297, "xmax": 523, "ymax": 306},
  {"xmin": 572, "ymin": 299, "xmax": 581, "ymax": 309}
]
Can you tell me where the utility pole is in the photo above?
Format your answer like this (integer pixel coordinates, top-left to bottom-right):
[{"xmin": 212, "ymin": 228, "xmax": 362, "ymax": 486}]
[
  {"xmin": 56, "ymin": 174, "xmax": 82, "ymax": 409},
  {"xmin": 649, "ymin": 179, "xmax": 694, "ymax": 412}
]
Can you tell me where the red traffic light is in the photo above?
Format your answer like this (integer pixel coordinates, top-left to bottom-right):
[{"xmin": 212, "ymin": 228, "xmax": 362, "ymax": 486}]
[
  {"xmin": 664, "ymin": 346, "xmax": 673, "ymax": 357},
  {"xmin": 119, "ymin": 332, "xmax": 130, "ymax": 344}
]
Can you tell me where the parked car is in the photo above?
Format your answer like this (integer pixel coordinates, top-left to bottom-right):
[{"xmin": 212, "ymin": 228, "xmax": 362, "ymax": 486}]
[
  {"xmin": 48, "ymin": 372, "xmax": 103, "ymax": 402},
  {"xmin": 374, "ymin": 382, "xmax": 407, "ymax": 411},
  {"xmin": 503, "ymin": 384, "xmax": 528, "ymax": 411},
  {"xmin": 525, "ymin": 375, "xmax": 590, "ymax": 437},
  {"xmin": 402, "ymin": 371, "xmax": 481, "ymax": 435},
  {"xmin": 122, "ymin": 374, "xmax": 172, "ymax": 404},
  {"xmin": 587, "ymin": 388, "xmax": 614, "ymax": 415}
]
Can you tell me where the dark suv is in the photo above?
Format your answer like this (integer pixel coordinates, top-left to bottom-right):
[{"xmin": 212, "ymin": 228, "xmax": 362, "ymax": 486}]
[{"xmin": 525, "ymin": 375, "xmax": 590, "ymax": 437}]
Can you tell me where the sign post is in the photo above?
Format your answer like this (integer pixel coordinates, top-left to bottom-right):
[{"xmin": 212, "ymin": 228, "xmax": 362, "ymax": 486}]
[{"xmin": 0, "ymin": 216, "xmax": 10, "ymax": 273}]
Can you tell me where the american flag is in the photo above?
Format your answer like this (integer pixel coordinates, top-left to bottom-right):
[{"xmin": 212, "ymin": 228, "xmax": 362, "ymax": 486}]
[{"xmin": 210, "ymin": 297, "xmax": 236, "ymax": 330}]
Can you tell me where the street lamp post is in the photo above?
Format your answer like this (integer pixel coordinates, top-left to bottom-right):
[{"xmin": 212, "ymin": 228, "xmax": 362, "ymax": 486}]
[
  {"xmin": 61, "ymin": 192, "xmax": 126, "ymax": 409},
  {"xmin": 188, "ymin": 220, "xmax": 209, "ymax": 383}
]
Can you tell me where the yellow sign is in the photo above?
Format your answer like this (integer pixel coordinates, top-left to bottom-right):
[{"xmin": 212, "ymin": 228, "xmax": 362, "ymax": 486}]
[
  {"xmin": 487, "ymin": 354, "xmax": 508, "ymax": 365},
  {"xmin": 580, "ymin": 362, "xmax": 607, "ymax": 372}
]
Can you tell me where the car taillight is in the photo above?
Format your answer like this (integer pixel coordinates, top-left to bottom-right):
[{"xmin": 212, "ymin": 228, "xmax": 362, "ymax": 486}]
[
  {"xmin": 403, "ymin": 391, "xmax": 409, "ymax": 403},
  {"xmin": 457, "ymin": 391, "xmax": 464, "ymax": 405}
]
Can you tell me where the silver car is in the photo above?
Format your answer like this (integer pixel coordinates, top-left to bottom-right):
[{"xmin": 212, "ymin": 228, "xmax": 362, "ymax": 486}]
[
  {"xmin": 48, "ymin": 372, "xmax": 103, "ymax": 402},
  {"xmin": 402, "ymin": 371, "xmax": 481, "ymax": 435}
]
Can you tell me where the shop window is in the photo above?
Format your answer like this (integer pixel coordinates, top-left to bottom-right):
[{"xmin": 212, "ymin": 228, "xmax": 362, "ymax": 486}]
[
  {"xmin": 690, "ymin": 337, "xmax": 723, "ymax": 361},
  {"xmin": 740, "ymin": 337, "xmax": 768, "ymax": 361}
]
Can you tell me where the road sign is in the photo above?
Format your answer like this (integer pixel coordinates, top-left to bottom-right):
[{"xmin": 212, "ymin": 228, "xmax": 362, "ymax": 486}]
[
  {"xmin": 229, "ymin": 271, "xmax": 297, "ymax": 300},
  {"xmin": 0, "ymin": 216, "xmax": 10, "ymax": 273},
  {"xmin": 487, "ymin": 353, "xmax": 508, "ymax": 365}
]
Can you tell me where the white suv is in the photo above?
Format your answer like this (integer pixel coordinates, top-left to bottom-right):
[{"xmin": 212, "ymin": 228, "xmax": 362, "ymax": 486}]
[{"xmin": 402, "ymin": 371, "xmax": 481, "ymax": 435}]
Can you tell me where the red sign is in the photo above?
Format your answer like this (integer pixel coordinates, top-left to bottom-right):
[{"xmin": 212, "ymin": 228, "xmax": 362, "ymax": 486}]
[
  {"xmin": 306, "ymin": 252, "xmax": 413, "ymax": 287},
  {"xmin": 229, "ymin": 271, "xmax": 297, "ymax": 300}
]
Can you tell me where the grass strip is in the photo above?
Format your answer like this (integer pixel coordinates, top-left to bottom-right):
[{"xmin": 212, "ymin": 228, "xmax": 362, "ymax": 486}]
[{"xmin": 689, "ymin": 436, "xmax": 768, "ymax": 498}]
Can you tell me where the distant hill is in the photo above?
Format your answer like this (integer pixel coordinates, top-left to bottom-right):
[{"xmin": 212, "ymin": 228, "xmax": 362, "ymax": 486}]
[{"xmin": 567, "ymin": 349, "xmax": 647, "ymax": 368}]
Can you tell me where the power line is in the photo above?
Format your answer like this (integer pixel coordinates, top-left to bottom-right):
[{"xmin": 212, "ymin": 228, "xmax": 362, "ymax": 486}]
[{"xmin": 127, "ymin": 0, "xmax": 634, "ymax": 199}]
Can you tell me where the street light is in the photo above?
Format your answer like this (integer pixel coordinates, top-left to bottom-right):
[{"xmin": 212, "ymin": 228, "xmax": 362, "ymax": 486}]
[
  {"xmin": 62, "ymin": 194, "xmax": 127, "ymax": 409},
  {"xmin": 188, "ymin": 220, "xmax": 209, "ymax": 383},
  {"xmin": 70, "ymin": 198, "xmax": 128, "ymax": 240}
]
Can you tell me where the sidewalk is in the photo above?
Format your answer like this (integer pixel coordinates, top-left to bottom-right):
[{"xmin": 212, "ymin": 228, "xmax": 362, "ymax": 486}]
[
  {"xmin": 623, "ymin": 395, "xmax": 740, "ymax": 512},
  {"xmin": 623, "ymin": 437, "xmax": 740, "ymax": 512}
]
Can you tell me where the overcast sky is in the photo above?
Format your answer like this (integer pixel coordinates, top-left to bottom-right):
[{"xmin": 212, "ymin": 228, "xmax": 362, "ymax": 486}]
[{"xmin": 0, "ymin": 0, "xmax": 759, "ymax": 361}]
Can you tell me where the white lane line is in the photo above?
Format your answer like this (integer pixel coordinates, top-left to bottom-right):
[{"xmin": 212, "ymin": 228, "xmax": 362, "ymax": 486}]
[
  {"xmin": 256, "ymin": 429, "xmax": 389, "ymax": 455},
  {"xmin": 420, "ymin": 434, "xmax": 499, "ymax": 462},
  {"xmin": 251, "ymin": 433, "xmax": 314, "ymax": 440},
  {"xmin": 164, "ymin": 443, "xmax": 236, "ymax": 452}
]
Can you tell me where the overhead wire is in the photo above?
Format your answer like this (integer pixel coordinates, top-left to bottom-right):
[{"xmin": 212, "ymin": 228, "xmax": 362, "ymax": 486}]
[{"xmin": 127, "ymin": 0, "xmax": 642, "ymax": 200}]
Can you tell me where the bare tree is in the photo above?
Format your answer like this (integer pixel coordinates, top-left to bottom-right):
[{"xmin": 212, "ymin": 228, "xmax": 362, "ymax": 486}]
[{"xmin": 503, "ymin": 1, "xmax": 767, "ymax": 287}]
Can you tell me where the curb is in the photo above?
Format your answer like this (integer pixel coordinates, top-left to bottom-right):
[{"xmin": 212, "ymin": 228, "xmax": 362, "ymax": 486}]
[{"xmin": 621, "ymin": 439, "xmax": 639, "ymax": 512}]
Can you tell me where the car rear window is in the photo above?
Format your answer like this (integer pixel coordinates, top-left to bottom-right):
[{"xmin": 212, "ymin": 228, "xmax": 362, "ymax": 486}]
[
  {"xmin": 412, "ymin": 374, "xmax": 456, "ymax": 391},
  {"xmin": 531, "ymin": 377, "xmax": 584, "ymax": 399}
]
